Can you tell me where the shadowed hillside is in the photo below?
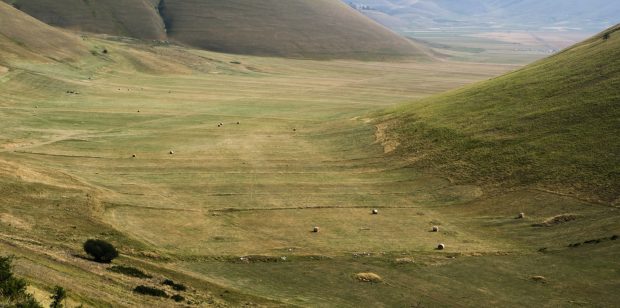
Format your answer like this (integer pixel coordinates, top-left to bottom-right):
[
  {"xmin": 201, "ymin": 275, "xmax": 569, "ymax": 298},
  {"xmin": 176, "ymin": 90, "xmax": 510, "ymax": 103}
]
[
  {"xmin": 158, "ymin": 0, "xmax": 427, "ymax": 59},
  {"xmin": 0, "ymin": 2, "xmax": 88, "ymax": 63},
  {"xmin": 379, "ymin": 25, "xmax": 620, "ymax": 204},
  {"xmin": 4, "ymin": 0, "xmax": 428, "ymax": 59}
]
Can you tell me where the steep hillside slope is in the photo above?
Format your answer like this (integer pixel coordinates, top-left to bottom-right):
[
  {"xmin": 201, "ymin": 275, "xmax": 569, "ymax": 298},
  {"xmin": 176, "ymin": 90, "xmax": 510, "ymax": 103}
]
[
  {"xmin": 0, "ymin": 2, "xmax": 88, "ymax": 63},
  {"xmin": 158, "ymin": 0, "xmax": 426, "ymax": 59},
  {"xmin": 4, "ymin": 0, "xmax": 166, "ymax": 40},
  {"xmin": 4, "ymin": 0, "xmax": 427, "ymax": 59},
  {"xmin": 379, "ymin": 25, "xmax": 620, "ymax": 204}
]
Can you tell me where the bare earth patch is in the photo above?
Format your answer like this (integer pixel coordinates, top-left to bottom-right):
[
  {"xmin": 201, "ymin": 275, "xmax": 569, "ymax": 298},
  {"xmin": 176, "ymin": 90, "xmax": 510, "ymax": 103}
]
[
  {"xmin": 532, "ymin": 214, "xmax": 579, "ymax": 227},
  {"xmin": 0, "ymin": 213, "xmax": 32, "ymax": 230},
  {"xmin": 375, "ymin": 123, "xmax": 399, "ymax": 153}
]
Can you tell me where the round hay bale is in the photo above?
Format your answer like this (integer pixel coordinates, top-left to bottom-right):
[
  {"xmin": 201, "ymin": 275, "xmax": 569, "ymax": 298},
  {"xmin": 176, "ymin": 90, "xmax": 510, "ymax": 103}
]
[
  {"xmin": 437, "ymin": 243, "xmax": 445, "ymax": 250},
  {"xmin": 518, "ymin": 212, "xmax": 525, "ymax": 219},
  {"xmin": 372, "ymin": 209, "xmax": 378, "ymax": 215},
  {"xmin": 293, "ymin": 128, "xmax": 296, "ymax": 132},
  {"xmin": 530, "ymin": 275, "xmax": 547, "ymax": 283},
  {"xmin": 355, "ymin": 272, "xmax": 382, "ymax": 283},
  {"xmin": 432, "ymin": 226, "xmax": 439, "ymax": 232},
  {"xmin": 132, "ymin": 154, "xmax": 136, "ymax": 158},
  {"xmin": 313, "ymin": 226, "xmax": 320, "ymax": 233},
  {"xmin": 169, "ymin": 150, "xmax": 175, "ymax": 155},
  {"xmin": 237, "ymin": 121, "xmax": 240, "ymax": 125}
]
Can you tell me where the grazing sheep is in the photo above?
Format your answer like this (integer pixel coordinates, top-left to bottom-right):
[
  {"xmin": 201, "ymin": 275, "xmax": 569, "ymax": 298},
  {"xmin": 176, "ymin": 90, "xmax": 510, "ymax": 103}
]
[
  {"xmin": 518, "ymin": 212, "xmax": 525, "ymax": 219},
  {"xmin": 437, "ymin": 243, "xmax": 445, "ymax": 250},
  {"xmin": 432, "ymin": 226, "xmax": 439, "ymax": 232},
  {"xmin": 313, "ymin": 226, "xmax": 320, "ymax": 233}
]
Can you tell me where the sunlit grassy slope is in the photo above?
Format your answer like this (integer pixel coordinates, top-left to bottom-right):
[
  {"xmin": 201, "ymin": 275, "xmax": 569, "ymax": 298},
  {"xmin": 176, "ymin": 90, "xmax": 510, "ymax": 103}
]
[
  {"xmin": 0, "ymin": 2, "xmax": 88, "ymax": 62},
  {"xmin": 4, "ymin": 0, "xmax": 166, "ymax": 39},
  {"xmin": 1, "ymin": 4, "xmax": 618, "ymax": 307},
  {"xmin": 380, "ymin": 24, "xmax": 620, "ymax": 205}
]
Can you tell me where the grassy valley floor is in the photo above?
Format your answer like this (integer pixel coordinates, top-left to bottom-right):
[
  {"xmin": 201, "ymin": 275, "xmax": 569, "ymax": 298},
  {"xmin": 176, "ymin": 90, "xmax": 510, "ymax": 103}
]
[{"xmin": 0, "ymin": 35, "xmax": 618, "ymax": 306}]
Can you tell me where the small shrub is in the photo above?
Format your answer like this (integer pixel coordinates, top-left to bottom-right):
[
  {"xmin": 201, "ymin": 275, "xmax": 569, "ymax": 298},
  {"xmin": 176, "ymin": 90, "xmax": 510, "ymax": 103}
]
[
  {"xmin": 133, "ymin": 285, "xmax": 168, "ymax": 298},
  {"xmin": 83, "ymin": 239, "xmax": 118, "ymax": 263},
  {"xmin": 107, "ymin": 265, "xmax": 152, "ymax": 279},
  {"xmin": 603, "ymin": 32, "xmax": 610, "ymax": 40},
  {"xmin": 50, "ymin": 286, "xmax": 67, "ymax": 308},
  {"xmin": 0, "ymin": 256, "xmax": 43, "ymax": 307},
  {"xmin": 162, "ymin": 279, "xmax": 187, "ymax": 291},
  {"xmin": 171, "ymin": 294, "xmax": 185, "ymax": 302}
]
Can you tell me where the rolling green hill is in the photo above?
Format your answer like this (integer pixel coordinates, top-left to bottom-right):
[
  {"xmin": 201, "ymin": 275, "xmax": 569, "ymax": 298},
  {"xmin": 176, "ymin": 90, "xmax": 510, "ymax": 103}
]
[
  {"xmin": 4, "ymin": 0, "xmax": 428, "ymax": 59},
  {"xmin": 0, "ymin": 2, "xmax": 88, "ymax": 63},
  {"xmin": 4, "ymin": 0, "xmax": 166, "ymax": 40},
  {"xmin": 378, "ymin": 25, "xmax": 620, "ymax": 204}
]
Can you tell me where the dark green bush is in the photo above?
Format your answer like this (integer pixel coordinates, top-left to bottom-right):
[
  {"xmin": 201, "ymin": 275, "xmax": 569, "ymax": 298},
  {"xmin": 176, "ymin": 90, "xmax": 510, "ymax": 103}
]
[
  {"xmin": 83, "ymin": 239, "xmax": 118, "ymax": 263},
  {"xmin": 162, "ymin": 279, "xmax": 187, "ymax": 291},
  {"xmin": 107, "ymin": 265, "xmax": 152, "ymax": 279},
  {"xmin": 171, "ymin": 294, "xmax": 185, "ymax": 302},
  {"xmin": 0, "ymin": 256, "xmax": 43, "ymax": 307},
  {"xmin": 133, "ymin": 285, "xmax": 168, "ymax": 298},
  {"xmin": 50, "ymin": 286, "xmax": 66, "ymax": 308}
]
